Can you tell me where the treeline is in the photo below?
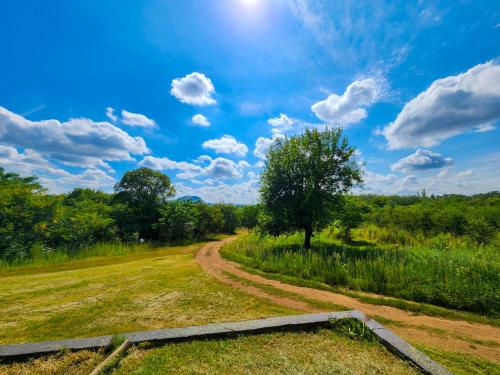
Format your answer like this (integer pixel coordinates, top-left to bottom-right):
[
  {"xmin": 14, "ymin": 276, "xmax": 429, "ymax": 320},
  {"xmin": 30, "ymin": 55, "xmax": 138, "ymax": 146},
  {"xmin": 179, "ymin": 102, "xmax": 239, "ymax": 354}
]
[
  {"xmin": 0, "ymin": 167, "xmax": 256, "ymax": 263},
  {"xmin": 358, "ymin": 192, "xmax": 500, "ymax": 244},
  {"xmin": 2, "ymin": 165, "xmax": 499, "ymax": 263}
]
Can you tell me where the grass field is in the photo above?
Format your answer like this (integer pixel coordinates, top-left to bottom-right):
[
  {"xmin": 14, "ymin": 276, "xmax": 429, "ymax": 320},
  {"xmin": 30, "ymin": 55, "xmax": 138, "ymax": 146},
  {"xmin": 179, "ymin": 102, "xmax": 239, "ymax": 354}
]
[
  {"xmin": 0, "ymin": 241, "xmax": 295, "ymax": 344},
  {"xmin": 1, "ymin": 237, "xmax": 497, "ymax": 375},
  {"xmin": 112, "ymin": 326, "xmax": 417, "ymax": 375},
  {"xmin": 221, "ymin": 231, "xmax": 500, "ymax": 316},
  {"xmin": 0, "ymin": 325, "xmax": 420, "ymax": 375}
]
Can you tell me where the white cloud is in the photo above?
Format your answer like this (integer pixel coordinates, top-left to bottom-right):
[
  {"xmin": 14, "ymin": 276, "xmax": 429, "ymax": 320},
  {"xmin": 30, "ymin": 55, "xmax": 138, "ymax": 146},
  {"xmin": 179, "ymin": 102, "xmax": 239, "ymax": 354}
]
[
  {"xmin": 254, "ymin": 137, "xmax": 274, "ymax": 160},
  {"xmin": 474, "ymin": 123, "xmax": 496, "ymax": 133},
  {"xmin": 139, "ymin": 155, "xmax": 244, "ymax": 180},
  {"xmin": 0, "ymin": 145, "xmax": 66, "ymax": 177},
  {"xmin": 358, "ymin": 152, "xmax": 500, "ymax": 196},
  {"xmin": 238, "ymin": 160, "xmax": 251, "ymax": 169},
  {"xmin": 121, "ymin": 110, "xmax": 157, "ymax": 128},
  {"xmin": 311, "ymin": 78, "xmax": 382, "ymax": 125},
  {"xmin": 170, "ymin": 72, "xmax": 216, "ymax": 106},
  {"xmin": 39, "ymin": 169, "xmax": 116, "ymax": 194},
  {"xmin": 268, "ymin": 113, "xmax": 294, "ymax": 127},
  {"xmin": 0, "ymin": 145, "xmax": 116, "ymax": 193},
  {"xmin": 205, "ymin": 157, "xmax": 242, "ymax": 179},
  {"xmin": 202, "ymin": 135, "xmax": 248, "ymax": 157},
  {"xmin": 391, "ymin": 149, "xmax": 453, "ymax": 173},
  {"xmin": 191, "ymin": 114, "xmax": 210, "ymax": 127},
  {"xmin": 0, "ymin": 106, "xmax": 149, "ymax": 170},
  {"xmin": 139, "ymin": 156, "xmax": 204, "ymax": 176},
  {"xmin": 383, "ymin": 61, "xmax": 500, "ymax": 149},
  {"xmin": 267, "ymin": 114, "xmax": 324, "ymax": 137},
  {"xmin": 255, "ymin": 161, "xmax": 265, "ymax": 168},
  {"xmin": 175, "ymin": 177, "xmax": 260, "ymax": 205},
  {"xmin": 194, "ymin": 155, "xmax": 212, "ymax": 164},
  {"xmin": 105, "ymin": 107, "xmax": 117, "ymax": 122},
  {"xmin": 456, "ymin": 169, "xmax": 473, "ymax": 178}
]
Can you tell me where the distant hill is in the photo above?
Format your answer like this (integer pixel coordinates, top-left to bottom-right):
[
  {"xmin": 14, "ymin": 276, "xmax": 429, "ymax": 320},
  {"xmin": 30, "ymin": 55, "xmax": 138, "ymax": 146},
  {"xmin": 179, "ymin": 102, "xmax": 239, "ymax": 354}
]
[{"xmin": 176, "ymin": 195, "xmax": 204, "ymax": 203}]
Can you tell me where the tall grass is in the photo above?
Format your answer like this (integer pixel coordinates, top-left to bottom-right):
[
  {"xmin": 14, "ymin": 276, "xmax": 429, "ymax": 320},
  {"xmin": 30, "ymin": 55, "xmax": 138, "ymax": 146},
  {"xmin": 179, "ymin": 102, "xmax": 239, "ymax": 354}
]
[
  {"xmin": 221, "ymin": 230, "xmax": 500, "ymax": 316},
  {"xmin": 0, "ymin": 241, "xmax": 159, "ymax": 270}
]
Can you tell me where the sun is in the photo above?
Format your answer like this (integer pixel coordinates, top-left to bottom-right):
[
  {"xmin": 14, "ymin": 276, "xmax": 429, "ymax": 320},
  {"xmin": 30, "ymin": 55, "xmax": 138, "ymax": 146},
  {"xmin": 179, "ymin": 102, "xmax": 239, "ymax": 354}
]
[{"xmin": 240, "ymin": 0, "xmax": 261, "ymax": 7}]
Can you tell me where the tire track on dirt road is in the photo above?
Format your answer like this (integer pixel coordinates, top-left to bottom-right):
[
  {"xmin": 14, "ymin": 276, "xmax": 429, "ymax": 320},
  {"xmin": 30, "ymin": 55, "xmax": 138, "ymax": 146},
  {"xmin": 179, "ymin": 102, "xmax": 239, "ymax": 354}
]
[{"xmin": 196, "ymin": 237, "xmax": 500, "ymax": 363}]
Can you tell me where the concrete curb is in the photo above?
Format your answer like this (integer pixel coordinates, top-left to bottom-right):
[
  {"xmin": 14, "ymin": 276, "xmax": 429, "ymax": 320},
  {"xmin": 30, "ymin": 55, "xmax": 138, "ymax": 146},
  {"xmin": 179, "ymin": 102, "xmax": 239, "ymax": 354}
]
[{"xmin": 0, "ymin": 311, "xmax": 452, "ymax": 374}]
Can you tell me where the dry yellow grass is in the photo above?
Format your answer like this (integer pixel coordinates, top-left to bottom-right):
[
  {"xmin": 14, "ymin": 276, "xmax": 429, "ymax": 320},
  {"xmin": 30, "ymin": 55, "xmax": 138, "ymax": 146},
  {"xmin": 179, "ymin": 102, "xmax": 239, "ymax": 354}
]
[{"xmin": 0, "ymin": 242, "xmax": 295, "ymax": 345}]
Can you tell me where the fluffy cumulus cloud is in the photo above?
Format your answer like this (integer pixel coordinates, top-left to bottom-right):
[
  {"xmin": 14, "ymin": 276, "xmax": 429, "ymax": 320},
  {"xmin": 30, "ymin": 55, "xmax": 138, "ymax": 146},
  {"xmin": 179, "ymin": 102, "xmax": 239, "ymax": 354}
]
[
  {"xmin": 170, "ymin": 72, "xmax": 216, "ymax": 106},
  {"xmin": 174, "ymin": 177, "xmax": 260, "ymax": 205},
  {"xmin": 383, "ymin": 61, "xmax": 500, "ymax": 149},
  {"xmin": 391, "ymin": 149, "xmax": 453, "ymax": 172},
  {"xmin": 39, "ymin": 169, "xmax": 116, "ymax": 194},
  {"xmin": 194, "ymin": 155, "xmax": 212, "ymax": 164},
  {"xmin": 0, "ymin": 145, "xmax": 116, "ymax": 193},
  {"xmin": 267, "ymin": 114, "xmax": 323, "ymax": 137},
  {"xmin": 254, "ymin": 137, "xmax": 275, "ymax": 160},
  {"xmin": 0, "ymin": 106, "xmax": 149, "ymax": 170},
  {"xmin": 202, "ymin": 135, "xmax": 248, "ymax": 157},
  {"xmin": 191, "ymin": 114, "xmax": 210, "ymax": 127},
  {"xmin": 121, "ymin": 110, "xmax": 157, "ymax": 128},
  {"xmin": 205, "ymin": 157, "xmax": 242, "ymax": 179},
  {"xmin": 0, "ymin": 145, "xmax": 66, "ymax": 177},
  {"xmin": 311, "ymin": 78, "xmax": 382, "ymax": 125},
  {"xmin": 139, "ymin": 155, "xmax": 245, "ymax": 180},
  {"xmin": 268, "ymin": 113, "xmax": 294, "ymax": 127},
  {"xmin": 359, "ymin": 151, "xmax": 500, "ymax": 195}
]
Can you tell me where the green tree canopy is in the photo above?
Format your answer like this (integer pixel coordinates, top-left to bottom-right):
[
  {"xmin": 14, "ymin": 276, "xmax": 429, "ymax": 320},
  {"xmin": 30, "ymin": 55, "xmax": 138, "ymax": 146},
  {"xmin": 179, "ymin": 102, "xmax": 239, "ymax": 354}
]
[
  {"xmin": 260, "ymin": 128, "xmax": 362, "ymax": 248},
  {"xmin": 114, "ymin": 167, "xmax": 175, "ymax": 239}
]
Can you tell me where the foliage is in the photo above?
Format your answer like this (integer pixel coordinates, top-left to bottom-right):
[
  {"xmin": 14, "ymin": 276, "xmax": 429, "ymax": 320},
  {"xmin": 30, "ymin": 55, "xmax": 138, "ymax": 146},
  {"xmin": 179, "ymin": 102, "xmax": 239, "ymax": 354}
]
[
  {"xmin": 361, "ymin": 192, "xmax": 500, "ymax": 244},
  {"xmin": 0, "ymin": 168, "xmax": 53, "ymax": 262},
  {"xmin": 222, "ymin": 232, "xmax": 500, "ymax": 316},
  {"xmin": 0, "ymin": 168, "xmax": 243, "ymax": 264},
  {"xmin": 260, "ymin": 128, "xmax": 362, "ymax": 248},
  {"xmin": 332, "ymin": 196, "xmax": 369, "ymax": 242},
  {"xmin": 153, "ymin": 201, "xmax": 237, "ymax": 242},
  {"xmin": 114, "ymin": 167, "xmax": 175, "ymax": 239},
  {"xmin": 237, "ymin": 204, "xmax": 261, "ymax": 229}
]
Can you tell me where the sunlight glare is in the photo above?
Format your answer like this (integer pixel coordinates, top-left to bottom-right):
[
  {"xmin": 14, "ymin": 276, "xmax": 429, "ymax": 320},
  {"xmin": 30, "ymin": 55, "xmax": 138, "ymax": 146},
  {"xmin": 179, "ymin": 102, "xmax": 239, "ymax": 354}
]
[{"xmin": 240, "ymin": 0, "xmax": 261, "ymax": 7}]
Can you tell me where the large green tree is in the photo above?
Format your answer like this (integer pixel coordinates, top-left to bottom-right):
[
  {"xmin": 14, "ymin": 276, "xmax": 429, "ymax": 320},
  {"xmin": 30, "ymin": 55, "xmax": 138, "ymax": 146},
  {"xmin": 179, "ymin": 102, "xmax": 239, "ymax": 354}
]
[
  {"xmin": 0, "ymin": 168, "xmax": 54, "ymax": 261},
  {"xmin": 114, "ymin": 167, "xmax": 175, "ymax": 239},
  {"xmin": 260, "ymin": 128, "xmax": 362, "ymax": 248}
]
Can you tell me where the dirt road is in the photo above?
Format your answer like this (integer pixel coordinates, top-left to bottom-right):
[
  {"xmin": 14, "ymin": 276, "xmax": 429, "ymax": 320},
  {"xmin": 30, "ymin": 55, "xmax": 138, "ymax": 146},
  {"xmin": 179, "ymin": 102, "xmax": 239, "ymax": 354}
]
[{"xmin": 196, "ymin": 237, "xmax": 500, "ymax": 363}]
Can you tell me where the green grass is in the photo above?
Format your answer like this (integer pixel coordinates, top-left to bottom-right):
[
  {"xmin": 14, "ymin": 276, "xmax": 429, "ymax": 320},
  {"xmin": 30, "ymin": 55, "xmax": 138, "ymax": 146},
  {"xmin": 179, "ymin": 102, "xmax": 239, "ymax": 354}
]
[
  {"xmin": 413, "ymin": 343, "xmax": 500, "ymax": 375},
  {"xmin": 221, "ymin": 232, "xmax": 500, "ymax": 316},
  {"xmin": 112, "ymin": 326, "xmax": 418, "ymax": 375},
  {"xmin": 0, "ymin": 235, "xmax": 229, "ymax": 272},
  {"xmin": 0, "ymin": 241, "xmax": 297, "ymax": 344},
  {"xmin": 220, "ymin": 257, "xmax": 500, "ymax": 327},
  {"xmin": 222, "ymin": 271, "xmax": 348, "ymax": 311}
]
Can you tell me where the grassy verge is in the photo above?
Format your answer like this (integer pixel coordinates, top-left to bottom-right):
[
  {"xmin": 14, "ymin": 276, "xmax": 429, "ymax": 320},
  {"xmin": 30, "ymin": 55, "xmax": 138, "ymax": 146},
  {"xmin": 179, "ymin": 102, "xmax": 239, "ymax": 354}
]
[
  {"xmin": 222, "ymin": 271, "xmax": 348, "ymax": 311},
  {"xmin": 112, "ymin": 325, "xmax": 418, "ymax": 375},
  {"xmin": 0, "ymin": 235, "xmax": 229, "ymax": 275},
  {"xmin": 221, "ymin": 250, "xmax": 500, "ymax": 328},
  {"xmin": 413, "ymin": 343, "xmax": 500, "ymax": 375},
  {"xmin": 221, "ymin": 232, "xmax": 499, "ymax": 318},
  {"xmin": 0, "ymin": 241, "xmax": 296, "ymax": 344}
]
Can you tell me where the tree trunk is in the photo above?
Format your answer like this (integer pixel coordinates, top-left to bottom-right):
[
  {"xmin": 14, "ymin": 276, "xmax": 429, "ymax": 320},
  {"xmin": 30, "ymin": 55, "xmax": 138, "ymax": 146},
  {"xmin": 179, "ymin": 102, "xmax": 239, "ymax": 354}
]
[{"xmin": 304, "ymin": 225, "xmax": 313, "ymax": 249}]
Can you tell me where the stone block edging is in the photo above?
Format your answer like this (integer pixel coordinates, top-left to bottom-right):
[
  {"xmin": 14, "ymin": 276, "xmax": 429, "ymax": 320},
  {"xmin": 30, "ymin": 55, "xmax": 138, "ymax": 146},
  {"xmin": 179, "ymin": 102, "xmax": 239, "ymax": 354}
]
[{"xmin": 0, "ymin": 310, "xmax": 452, "ymax": 374}]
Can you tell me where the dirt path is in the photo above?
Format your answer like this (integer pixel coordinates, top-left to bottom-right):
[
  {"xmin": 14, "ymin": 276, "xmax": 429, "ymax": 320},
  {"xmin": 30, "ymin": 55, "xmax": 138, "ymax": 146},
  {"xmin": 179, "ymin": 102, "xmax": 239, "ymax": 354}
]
[{"xmin": 196, "ymin": 237, "xmax": 500, "ymax": 363}]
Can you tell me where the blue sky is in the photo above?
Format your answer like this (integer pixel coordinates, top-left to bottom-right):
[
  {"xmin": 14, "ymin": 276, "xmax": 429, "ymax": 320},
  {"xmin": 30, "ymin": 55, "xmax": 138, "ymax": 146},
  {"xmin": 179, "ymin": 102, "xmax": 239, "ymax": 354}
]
[{"xmin": 0, "ymin": 0, "xmax": 499, "ymax": 203}]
